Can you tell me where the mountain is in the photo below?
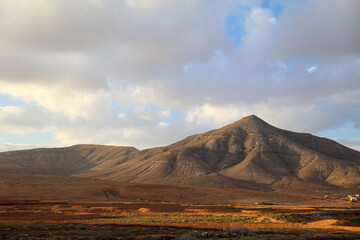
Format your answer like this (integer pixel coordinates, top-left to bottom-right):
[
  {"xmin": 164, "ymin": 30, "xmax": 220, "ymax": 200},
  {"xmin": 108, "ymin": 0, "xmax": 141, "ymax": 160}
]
[
  {"xmin": 0, "ymin": 115, "xmax": 359, "ymax": 193},
  {"xmin": 0, "ymin": 144, "xmax": 138, "ymax": 176}
]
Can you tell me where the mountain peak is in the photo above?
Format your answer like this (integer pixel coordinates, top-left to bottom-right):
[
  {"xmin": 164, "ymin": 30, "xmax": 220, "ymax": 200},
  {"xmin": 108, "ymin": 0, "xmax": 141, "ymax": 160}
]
[
  {"xmin": 240, "ymin": 114, "xmax": 262, "ymax": 122},
  {"xmin": 230, "ymin": 114, "xmax": 271, "ymax": 129},
  {"xmin": 214, "ymin": 114, "xmax": 278, "ymax": 136}
]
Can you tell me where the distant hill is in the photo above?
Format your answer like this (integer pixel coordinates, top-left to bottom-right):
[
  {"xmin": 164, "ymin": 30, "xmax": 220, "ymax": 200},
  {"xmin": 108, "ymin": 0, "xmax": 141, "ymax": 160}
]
[
  {"xmin": 1, "ymin": 115, "xmax": 359, "ymax": 193},
  {"xmin": 0, "ymin": 144, "xmax": 137, "ymax": 176}
]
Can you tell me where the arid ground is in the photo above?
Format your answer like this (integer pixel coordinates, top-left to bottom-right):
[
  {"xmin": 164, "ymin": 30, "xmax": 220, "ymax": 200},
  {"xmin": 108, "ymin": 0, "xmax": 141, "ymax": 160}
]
[{"xmin": 0, "ymin": 199, "xmax": 360, "ymax": 239}]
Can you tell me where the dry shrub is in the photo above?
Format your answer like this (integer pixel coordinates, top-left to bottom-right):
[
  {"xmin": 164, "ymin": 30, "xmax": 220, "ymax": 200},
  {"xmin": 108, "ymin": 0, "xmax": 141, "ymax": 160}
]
[
  {"xmin": 89, "ymin": 207, "xmax": 118, "ymax": 212},
  {"xmin": 138, "ymin": 208, "xmax": 151, "ymax": 213},
  {"xmin": 185, "ymin": 209, "xmax": 209, "ymax": 213}
]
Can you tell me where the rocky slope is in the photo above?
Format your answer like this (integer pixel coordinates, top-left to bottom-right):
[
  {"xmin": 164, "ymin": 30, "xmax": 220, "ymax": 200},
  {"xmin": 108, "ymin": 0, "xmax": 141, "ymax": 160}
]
[
  {"xmin": 0, "ymin": 145, "xmax": 137, "ymax": 176},
  {"xmin": 0, "ymin": 115, "xmax": 359, "ymax": 191}
]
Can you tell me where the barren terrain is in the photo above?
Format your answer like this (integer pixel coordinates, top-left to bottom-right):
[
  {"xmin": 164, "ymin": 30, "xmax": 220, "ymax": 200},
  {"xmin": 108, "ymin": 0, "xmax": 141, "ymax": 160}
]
[
  {"xmin": 1, "ymin": 173, "xmax": 360, "ymax": 239},
  {"xmin": 0, "ymin": 200, "xmax": 360, "ymax": 239}
]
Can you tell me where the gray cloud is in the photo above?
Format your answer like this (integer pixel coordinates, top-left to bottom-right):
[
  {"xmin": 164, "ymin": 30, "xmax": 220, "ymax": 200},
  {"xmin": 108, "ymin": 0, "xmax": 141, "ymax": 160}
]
[
  {"xmin": 0, "ymin": 105, "xmax": 55, "ymax": 134},
  {"xmin": 268, "ymin": 0, "xmax": 360, "ymax": 59}
]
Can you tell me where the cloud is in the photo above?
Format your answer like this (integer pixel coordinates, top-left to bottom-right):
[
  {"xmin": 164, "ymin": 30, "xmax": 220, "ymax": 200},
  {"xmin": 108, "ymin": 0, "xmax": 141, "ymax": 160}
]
[
  {"xmin": 185, "ymin": 104, "xmax": 244, "ymax": 127},
  {"xmin": 0, "ymin": 142, "xmax": 55, "ymax": 152},
  {"xmin": 0, "ymin": 81, "xmax": 111, "ymax": 121},
  {"xmin": 267, "ymin": 0, "xmax": 360, "ymax": 59},
  {"xmin": 306, "ymin": 66, "xmax": 317, "ymax": 73},
  {"xmin": 0, "ymin": 105, "xmax": 54, "ymax": 134},
  {"xmin": 0, "ymin": 0, "xmax": 359, "ymax": 151}
]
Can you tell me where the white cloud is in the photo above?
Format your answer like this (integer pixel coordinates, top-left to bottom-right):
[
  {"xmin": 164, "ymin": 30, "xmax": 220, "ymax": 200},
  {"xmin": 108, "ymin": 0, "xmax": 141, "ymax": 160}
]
[
  {"xmin": 0, "ymin": 142, "xmax": 55, "ymax": 152},
  {"xmin": 0, "ymin": 105, "xmax": 54, "ymax": 134},
  {"xmin": 0, "ymin": 82, "xmax": 110, "ymax": 122},
  {"xmin": 185, "ymin": 104, "xmax": 244, "ymax": 127},
  {"xmin": 306, "ymin": 65, "xmax": 317, "ymax": 73},
  {"xmin": 159, "ymin": 121, "xmax": 170, "ymax": 127}
]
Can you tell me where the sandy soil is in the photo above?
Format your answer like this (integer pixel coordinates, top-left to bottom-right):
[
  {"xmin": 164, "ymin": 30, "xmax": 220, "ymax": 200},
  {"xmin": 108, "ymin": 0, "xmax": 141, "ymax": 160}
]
[{"xmin": 0, "ymin": 200, "xmax": 359, "ymax": 239}]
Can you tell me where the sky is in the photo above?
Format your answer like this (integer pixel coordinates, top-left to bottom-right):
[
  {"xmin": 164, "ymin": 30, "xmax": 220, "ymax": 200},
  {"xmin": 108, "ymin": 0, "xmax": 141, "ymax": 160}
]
[{"xmin": 0, "ymin": 0, "xmax": 359, "ymax": 152}]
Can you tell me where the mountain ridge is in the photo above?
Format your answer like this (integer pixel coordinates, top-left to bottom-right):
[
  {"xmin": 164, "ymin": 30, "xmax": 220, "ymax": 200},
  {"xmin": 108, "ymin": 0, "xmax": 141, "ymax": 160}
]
[{"xmin": 0, "ymin": 115, "xmax": 359, "ymax": 192}]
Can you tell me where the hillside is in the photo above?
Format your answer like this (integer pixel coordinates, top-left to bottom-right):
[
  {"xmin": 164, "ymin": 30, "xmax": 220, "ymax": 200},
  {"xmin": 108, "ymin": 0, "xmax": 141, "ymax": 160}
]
[
  {"xmin": 0, "ymin": 173, "xmax": 317, "ymax": 204},
  {"xmin": 0, "ymin": 145, "xmax": 138, "ymax": 176},
  {"xmin": 0, "ymin": 115, "xmax": 359, "ymax": 193}
]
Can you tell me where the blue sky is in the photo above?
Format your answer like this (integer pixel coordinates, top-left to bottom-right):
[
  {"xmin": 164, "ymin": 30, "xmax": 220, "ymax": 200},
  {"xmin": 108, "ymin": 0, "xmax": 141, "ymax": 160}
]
[
  {"xmin": 317, "ymin": 122, "xmax": 360, "ymax": 143},
  {"xmin": 0, "ymin": 94, "xmax": 25, "ymax": 107},
  {"xmin": 0, "ymin": 0, "xmax": 359, "ymax": 151},
  {"xmin": 261, "ymin": 0, "xmax": 283, "ymax": 19}
]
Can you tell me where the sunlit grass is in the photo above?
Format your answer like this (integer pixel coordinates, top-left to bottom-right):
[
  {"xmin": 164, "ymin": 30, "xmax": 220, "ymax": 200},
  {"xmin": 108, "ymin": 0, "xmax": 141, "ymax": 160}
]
[{"xmin": 89, "ymin": 214, "xmax": 257, "ymax": 224}]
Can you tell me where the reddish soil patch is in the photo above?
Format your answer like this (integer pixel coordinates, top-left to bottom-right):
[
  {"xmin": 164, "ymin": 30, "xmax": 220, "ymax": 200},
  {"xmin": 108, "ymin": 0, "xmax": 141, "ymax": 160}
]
[{"xmin": 0, "ymin": 200, "xmax": 359, "ymax": 239}]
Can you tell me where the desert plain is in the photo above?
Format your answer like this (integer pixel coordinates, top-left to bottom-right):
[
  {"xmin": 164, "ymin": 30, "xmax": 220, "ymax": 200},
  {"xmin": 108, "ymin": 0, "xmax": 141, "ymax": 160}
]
[{"xmin": 0, "ymin": 172, "xmax": 359, "ymax": 239}]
